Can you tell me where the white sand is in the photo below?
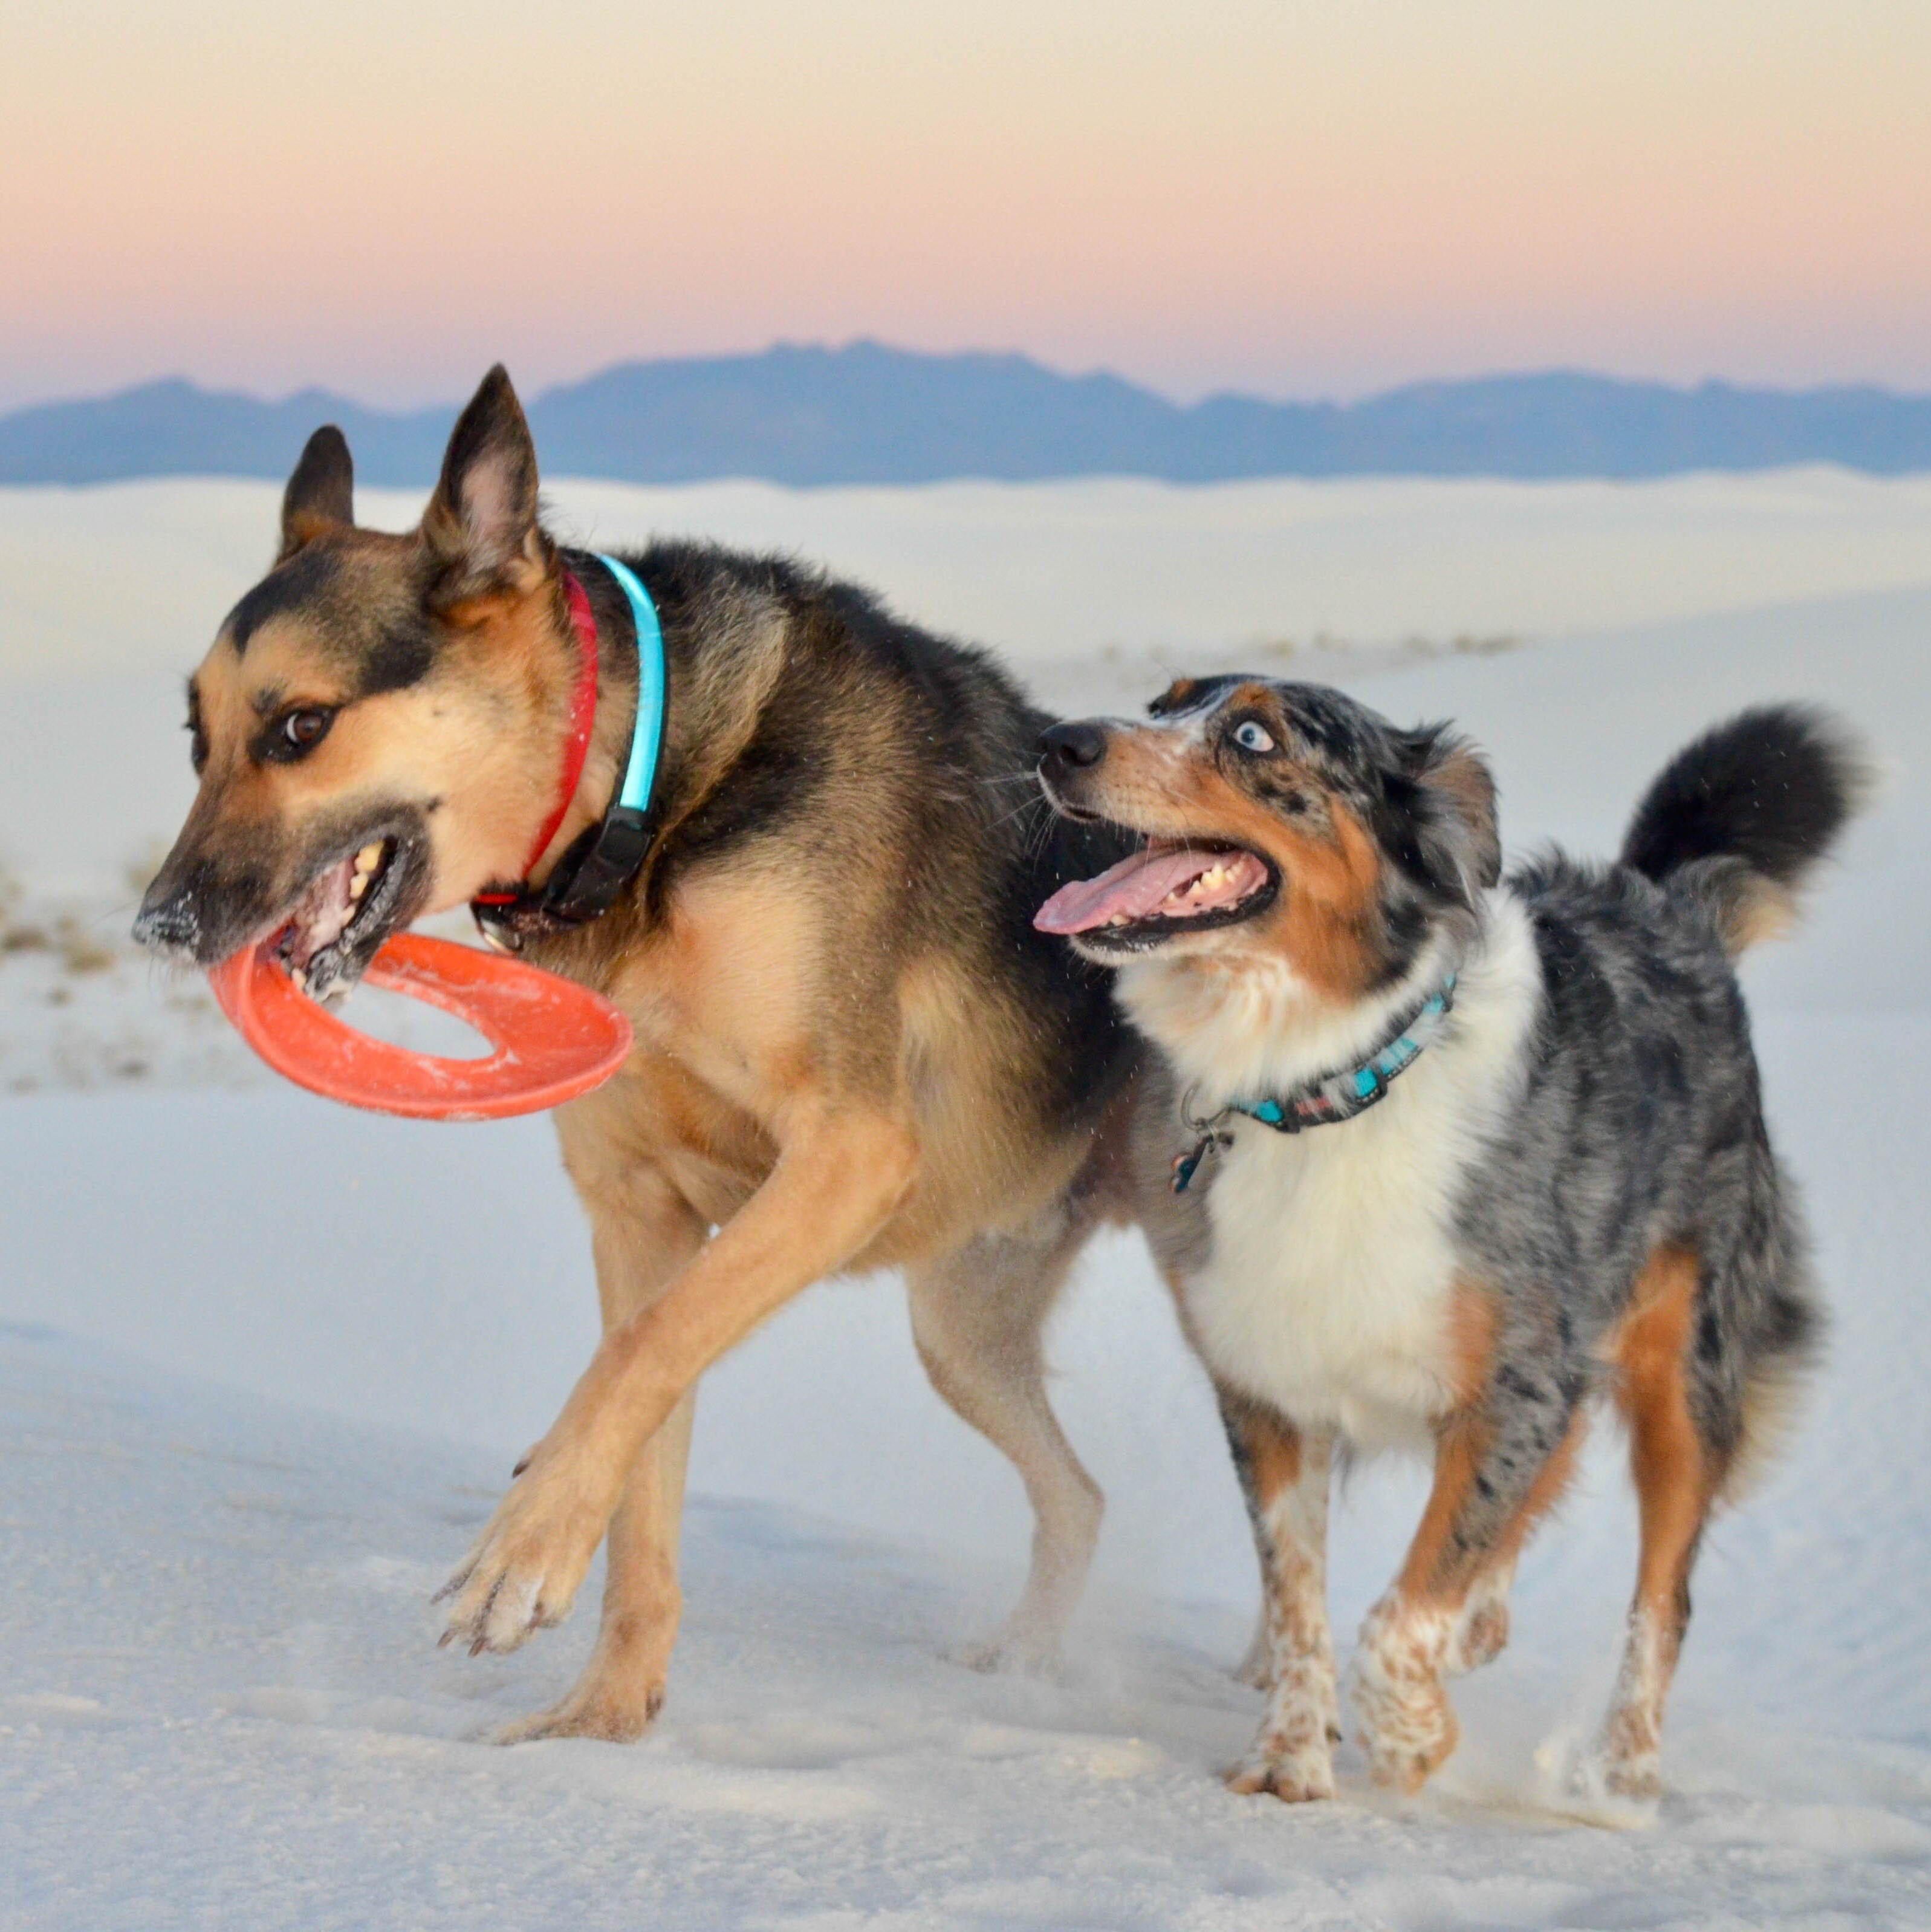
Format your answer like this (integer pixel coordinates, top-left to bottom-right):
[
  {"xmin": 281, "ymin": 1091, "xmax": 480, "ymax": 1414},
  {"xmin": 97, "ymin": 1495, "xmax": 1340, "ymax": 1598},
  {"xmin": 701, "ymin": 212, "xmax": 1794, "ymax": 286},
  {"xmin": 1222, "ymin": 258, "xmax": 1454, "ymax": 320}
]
[{"xmin": 2, "ymin": 475, "xmax": 1928, "ymax": 1928}]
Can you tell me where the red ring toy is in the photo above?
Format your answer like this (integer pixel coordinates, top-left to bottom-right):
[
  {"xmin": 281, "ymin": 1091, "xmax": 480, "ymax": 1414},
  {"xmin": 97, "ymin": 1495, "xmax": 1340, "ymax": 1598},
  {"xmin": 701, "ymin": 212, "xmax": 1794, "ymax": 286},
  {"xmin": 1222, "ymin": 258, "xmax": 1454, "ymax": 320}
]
[{"xmin": 209, "ymin": 931, "xmax": 633, "ymax": 1120}]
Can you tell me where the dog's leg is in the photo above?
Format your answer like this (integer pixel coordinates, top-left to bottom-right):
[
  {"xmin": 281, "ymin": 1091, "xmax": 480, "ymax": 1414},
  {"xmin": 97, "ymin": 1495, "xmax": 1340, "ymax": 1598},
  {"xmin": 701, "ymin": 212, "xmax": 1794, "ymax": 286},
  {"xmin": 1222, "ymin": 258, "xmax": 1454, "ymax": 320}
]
[
  {"xmin": 1219, "ymin": 1397, "xmax": 1337, "ymax": 1803},
  {"xmin": 1233, "ymin": 1613, "xmax": 1273, "ymax": 1691},
  {"xmin": 1443, "ymin": 1556, "xmax": 1516, "ymax": 1677},
  {"xmin": 1232, "ymin": 1460, "xmax": 1340, "ymax": 1694},
  {"xmin": 1353, "ymin": 1388, "xmax": 1586, "ymax": 1793},
  {"xmin": 1227, "ymin": 1400, "xmax": 1277, "ymax": 1693},
  {"xmin": 1597, "ymin": 1246, "xmax": 1712, "ymax": 1800},
  {"xmin": 437, "ymin": 1101, "xmax": 918, "ymax": 1655},
  {"xmin": 907, "ymin": 1225, "xmax": 1101, "ymax": 1673},
  {"xmin": 495, "ymin": 1394, "xmax": 696, "ymax": 1742},
  {"xmin": 495, "ymin": 1135, "xmax": 708, "ymax": 1743}
]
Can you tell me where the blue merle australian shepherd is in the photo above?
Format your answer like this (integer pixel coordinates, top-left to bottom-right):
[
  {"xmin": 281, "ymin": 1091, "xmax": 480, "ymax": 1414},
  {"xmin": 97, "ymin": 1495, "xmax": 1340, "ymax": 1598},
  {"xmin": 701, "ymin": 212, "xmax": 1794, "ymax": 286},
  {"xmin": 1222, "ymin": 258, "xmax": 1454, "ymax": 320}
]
[{"xmin": 1034, "ymin": 680, "xmax": 1863, "ymax": 1805}]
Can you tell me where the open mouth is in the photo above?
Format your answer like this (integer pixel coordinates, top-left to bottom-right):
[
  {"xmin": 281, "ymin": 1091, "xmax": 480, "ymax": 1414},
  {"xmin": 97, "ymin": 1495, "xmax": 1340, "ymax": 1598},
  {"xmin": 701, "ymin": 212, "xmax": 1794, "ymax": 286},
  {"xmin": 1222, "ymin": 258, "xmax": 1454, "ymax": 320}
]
[
  {"xmin": 269, "ymin": 834, "xmax": 415, "ymax": 1001},
  {"xmin": 1034, "ymin": 837, "xmax": 1277, "ymax": 951}
]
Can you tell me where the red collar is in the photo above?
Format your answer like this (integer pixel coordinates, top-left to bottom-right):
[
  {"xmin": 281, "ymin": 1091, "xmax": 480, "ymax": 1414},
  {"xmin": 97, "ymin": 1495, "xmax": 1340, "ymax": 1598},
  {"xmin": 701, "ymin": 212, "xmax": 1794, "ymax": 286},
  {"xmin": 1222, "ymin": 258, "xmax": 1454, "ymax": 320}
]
[{"xmin": 470, "ymin": 568, "xmax": 600, "ymax": 909}]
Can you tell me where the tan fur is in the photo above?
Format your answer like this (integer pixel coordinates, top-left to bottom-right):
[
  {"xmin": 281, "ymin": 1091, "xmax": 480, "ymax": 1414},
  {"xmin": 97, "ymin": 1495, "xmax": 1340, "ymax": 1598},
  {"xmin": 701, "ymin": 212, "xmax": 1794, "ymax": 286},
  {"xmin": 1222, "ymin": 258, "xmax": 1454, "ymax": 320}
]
[
  {"xmin": 493, "ymin": 1135, "xmax": 706, "ymax": 1743},
  {"xmin": 1221, "ymin": 1405, "xmax": 1339, "ymax": 1802},
  {"xmin": 1357, "ymin": 1365, "xmax": 1588, "ymax": 1791},
  {"xmin": 434, "ymin": 833, "xmax": 1121, "ymax": 1689},
  {"xmin": 1443, "ymin": 1280, "xmax": 1501, "ymax": 1407},
  {"xmin": 1720, "ymin": 878, "xmax": 1800, "ymax": 957},
  {"xmin": 1086, "ymin": 680, "xmax": 1835, "ymax": 1805},
  {"xmin": 186, "ymin": 533, "xmax": 587, "ymax": 910},
  {"xmin": 1598, "ymin": 1243, "xmax": 1712, "ymax": 1794},
  {"xmin": 1419, "ymin": 740, "xmax": 1502, "ymax": 892},
  {"xmin": 1353, "ymin": 1592, "xmax": 1461, "ymax": 1792},
  {"xmin": 1493, "ymin": 1408, "xmax": 1589, "ymax": 1570},
  {"xmin": 1395, "ymin": 1418, "xmax": 1490, "ymax": 1606},
  {"xmin": 151, "ymin": 376, "xmax": 1147, "ymax": 1740},
  {"xmin": 1722, "ymin": 1348, "xmax": 1813, "ymax": 1504},
  {"xmin": 906, "ymin": 1219, "xmax": 1112, "ymax": 1670},
  {"xmin": 1212, "ymin": 1283, "xmax": 1570, "ymax": 1801},
  {"xmin": 1051, "ymin": 720, "xmax": 1388, "ymax": 998},
  {"xmin": 1241, "ymin": 1402, "xmax": 1304, "ymax": 1499}
]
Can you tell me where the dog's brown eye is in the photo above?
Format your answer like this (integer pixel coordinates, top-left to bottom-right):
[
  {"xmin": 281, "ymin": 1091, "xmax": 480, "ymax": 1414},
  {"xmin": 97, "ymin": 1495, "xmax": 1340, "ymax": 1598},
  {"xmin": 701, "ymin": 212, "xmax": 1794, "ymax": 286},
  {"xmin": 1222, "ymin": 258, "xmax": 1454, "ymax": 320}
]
[{"xmin": 263, "ymin": 706, "xmax": 337, "ymax": 763}]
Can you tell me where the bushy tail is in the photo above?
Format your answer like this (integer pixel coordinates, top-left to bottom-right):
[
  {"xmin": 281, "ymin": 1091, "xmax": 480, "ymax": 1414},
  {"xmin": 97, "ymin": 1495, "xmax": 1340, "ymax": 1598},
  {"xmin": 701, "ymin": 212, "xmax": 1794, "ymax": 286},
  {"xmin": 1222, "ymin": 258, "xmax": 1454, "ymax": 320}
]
[{"xmin": 1621, "ymin": 704, "xmax": 1869, "ymax": 956}]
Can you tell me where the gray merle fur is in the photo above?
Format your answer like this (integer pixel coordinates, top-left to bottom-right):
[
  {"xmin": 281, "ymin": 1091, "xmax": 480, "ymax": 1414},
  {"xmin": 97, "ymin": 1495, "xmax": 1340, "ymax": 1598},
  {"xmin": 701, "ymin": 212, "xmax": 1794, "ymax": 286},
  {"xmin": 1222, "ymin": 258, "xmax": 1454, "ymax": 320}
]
[{"xmin": 1144, "ymin": 694, "xmax": 1857, "ymax": 1576}]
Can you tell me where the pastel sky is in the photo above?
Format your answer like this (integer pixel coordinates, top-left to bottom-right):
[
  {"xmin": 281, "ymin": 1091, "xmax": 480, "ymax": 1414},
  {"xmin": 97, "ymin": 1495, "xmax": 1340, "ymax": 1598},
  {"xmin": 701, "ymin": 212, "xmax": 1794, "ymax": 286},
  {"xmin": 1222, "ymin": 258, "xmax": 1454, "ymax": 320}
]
[{"xmin": 4, "ymin": 0, "xmax": 1929, "ymax": 410}]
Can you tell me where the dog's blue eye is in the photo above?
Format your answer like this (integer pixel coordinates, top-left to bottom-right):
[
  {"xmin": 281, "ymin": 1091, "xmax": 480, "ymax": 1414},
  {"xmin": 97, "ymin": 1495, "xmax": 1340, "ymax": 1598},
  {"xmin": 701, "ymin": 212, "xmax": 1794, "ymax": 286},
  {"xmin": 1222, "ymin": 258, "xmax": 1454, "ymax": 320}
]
[{"xmin": 1233, "ymin": 720, "xmax": 1276, "ymax": 753}]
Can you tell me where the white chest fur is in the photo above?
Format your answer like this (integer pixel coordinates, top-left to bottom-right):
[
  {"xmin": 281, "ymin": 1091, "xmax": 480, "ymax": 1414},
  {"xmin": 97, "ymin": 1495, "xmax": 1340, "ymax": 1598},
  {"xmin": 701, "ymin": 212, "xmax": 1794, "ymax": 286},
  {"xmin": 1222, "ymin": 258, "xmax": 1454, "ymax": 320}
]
[{"xmin": 1143, "ymin": 894, "xmax": 1540, "ymax": 1449}]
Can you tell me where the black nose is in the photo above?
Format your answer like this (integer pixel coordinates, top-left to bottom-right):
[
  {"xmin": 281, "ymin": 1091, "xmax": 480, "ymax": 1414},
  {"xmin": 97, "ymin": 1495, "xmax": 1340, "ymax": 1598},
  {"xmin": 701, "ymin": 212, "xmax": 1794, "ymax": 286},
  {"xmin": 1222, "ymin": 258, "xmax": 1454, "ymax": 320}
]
[
  {"xmin": 132, "ymin": 882, "xmax": 204, "ymax": 955},
  {"xmin": 1038, "ymin": 721, "xmax": 1109, "ymax": 784}
]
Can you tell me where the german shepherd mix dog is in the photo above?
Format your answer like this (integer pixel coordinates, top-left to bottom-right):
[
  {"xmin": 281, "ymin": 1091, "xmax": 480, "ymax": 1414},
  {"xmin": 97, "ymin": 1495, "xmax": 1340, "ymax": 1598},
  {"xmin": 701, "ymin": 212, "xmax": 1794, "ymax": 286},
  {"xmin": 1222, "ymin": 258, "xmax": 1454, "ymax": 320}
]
[
  {"xmin": 134, "ymin": 368, "xmax": 1144, "ymax": 1742},
  {"xmin": 1035, "ymin": 681, "xmax": 1862, "ymax": 1803}
]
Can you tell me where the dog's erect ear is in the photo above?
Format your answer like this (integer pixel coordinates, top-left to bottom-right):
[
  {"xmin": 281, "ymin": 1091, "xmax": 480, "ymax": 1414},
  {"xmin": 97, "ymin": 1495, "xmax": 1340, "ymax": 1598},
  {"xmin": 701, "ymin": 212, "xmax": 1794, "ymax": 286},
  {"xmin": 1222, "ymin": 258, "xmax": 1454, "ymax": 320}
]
[
  {"xmin": 279, "ymin": 426, "xmax": 354, "ymax": 561},
  {"xmin": 421, "ymin": 365, "xmax": 545, "ymax": 603},
  {"xmin": 1397, "ymin": 725, "xmax": 1501, "ymax": 906}
]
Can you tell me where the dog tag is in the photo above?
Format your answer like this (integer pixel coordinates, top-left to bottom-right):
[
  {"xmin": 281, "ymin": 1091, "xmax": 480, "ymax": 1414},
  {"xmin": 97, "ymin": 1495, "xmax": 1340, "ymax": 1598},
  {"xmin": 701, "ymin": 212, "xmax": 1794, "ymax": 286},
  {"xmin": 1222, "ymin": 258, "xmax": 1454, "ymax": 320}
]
[
  {"xmin": 1172, "ymin": 1131, "xmax": 1229, "ymax": 1194},
  {"xmin": 208, "ymin": 931, "xmax": 632, "ymax": 1120}
]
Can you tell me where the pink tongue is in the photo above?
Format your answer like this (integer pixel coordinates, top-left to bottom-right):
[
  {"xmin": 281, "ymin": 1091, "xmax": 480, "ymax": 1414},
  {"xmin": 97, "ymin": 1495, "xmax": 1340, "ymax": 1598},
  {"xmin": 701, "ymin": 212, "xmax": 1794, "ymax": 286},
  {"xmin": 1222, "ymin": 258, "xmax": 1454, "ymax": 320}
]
[{"xmin": 1036, "ymin": 846, "xmax": 1254, "ymax": 934}]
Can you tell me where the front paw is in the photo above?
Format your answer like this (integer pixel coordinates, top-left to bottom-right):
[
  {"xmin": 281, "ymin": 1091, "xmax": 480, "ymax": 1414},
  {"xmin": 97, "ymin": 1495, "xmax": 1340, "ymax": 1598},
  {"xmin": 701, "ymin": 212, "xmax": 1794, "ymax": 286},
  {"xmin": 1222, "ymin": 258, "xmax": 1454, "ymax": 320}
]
[
  {"xmin": 948, "ymin": 1615, "xmax": 1066, "ymax": 1679},
  {"xmin": 434, "ymin": 1467, "xmax": 606, "ymax": 1655},
  {"xmin": 1225, "ymin": 1739, "xmax": 1335, "ymax": 1803},
  {"xmin": 1446, "ymin": 1596, "xmax": 1509, "ymax": 1676},
  {"xmin": 1355, "ymin": 1673, "xmax": 1457, "ymax": 1793},
  {"xmin": 493, "ymin": 1681, "xmax": 664, "ymax": 1746},
  {"xmin": 1352, "ymin": 1596, "xmax": 1458, "ymax": 1793}
]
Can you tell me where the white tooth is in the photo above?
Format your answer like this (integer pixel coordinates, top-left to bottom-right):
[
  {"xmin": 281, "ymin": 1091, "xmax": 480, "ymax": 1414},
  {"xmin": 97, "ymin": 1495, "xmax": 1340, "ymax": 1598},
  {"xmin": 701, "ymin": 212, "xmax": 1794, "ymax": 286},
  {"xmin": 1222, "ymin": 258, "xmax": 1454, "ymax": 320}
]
[
  {"xmin": 1109, "ymin": 912, "xmax": 1129, "ymax": 926},
  {"xmin": 354, "ymin": 842, "xmax": 383, "ymax": 876},
  {"xmin": 291, "ymin": 966, "xmax": 308, "ymax": 994},
  {"xmin": 349, "ymin": 873, "xmax": 368, "ymax": 900}
]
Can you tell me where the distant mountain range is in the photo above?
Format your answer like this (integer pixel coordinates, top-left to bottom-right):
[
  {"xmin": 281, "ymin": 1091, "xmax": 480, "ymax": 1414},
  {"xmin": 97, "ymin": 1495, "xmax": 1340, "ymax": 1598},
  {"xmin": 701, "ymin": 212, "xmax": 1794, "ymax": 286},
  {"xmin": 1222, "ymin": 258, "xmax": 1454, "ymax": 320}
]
[{"xmin": 6, "ymin": 342, "xmax": 1931, "ymax": 486}]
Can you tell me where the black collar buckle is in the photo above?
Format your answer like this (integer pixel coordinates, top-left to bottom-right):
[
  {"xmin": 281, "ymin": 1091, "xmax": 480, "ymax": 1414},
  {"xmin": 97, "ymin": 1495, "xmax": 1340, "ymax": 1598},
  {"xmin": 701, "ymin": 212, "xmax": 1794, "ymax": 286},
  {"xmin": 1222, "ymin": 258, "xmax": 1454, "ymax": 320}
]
[{"xmin": 472, "ymin": 805, "xmax": 657, "ymax": 953}]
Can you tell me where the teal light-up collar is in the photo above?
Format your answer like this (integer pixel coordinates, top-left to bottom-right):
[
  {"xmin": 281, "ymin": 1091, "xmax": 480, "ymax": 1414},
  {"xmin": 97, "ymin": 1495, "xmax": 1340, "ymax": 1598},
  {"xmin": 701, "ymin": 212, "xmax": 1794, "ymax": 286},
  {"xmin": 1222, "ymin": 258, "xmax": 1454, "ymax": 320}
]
[
  {"xmin": 1172, "ymin": 975, "xmax": 1458, "ymax": 1192},
  {"xmin": 472, "ymin": 551, "xmax": 669, "ymax": 948},
  {"xmin": 597, "ymin": 553, "xmax": 666, "ymax": 821}
]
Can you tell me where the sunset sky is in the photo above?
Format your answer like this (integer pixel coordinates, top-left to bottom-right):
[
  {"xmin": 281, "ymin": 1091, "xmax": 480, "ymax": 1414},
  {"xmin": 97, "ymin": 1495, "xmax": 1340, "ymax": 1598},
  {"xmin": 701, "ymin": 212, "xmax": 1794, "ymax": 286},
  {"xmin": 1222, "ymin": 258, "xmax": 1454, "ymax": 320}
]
[{"xmin": 3, "ymin": 0, "xmax": 1928, "ymax": 411}]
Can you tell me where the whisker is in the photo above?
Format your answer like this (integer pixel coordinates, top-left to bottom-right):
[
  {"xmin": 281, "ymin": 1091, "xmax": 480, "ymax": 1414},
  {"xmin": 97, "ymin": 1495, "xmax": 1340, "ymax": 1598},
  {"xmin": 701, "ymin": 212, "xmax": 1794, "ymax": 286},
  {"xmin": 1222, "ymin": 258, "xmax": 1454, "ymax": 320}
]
[
  {"xmin": 984, "ymin": 793, "xmax": 1051, "ymax": 838},
  {"xmin": 1027, "ymin": 810, "xmax": 1059, "ymax": 865}
]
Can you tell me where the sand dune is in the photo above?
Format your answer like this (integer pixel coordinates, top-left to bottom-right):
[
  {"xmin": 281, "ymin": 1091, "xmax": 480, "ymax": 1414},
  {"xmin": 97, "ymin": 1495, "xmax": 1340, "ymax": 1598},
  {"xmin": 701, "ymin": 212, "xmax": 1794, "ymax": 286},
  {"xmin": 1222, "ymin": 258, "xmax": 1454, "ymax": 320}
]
[{"xmin": 2, "ymin": 476, "xmax": 1927, "ymax": 1928}]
